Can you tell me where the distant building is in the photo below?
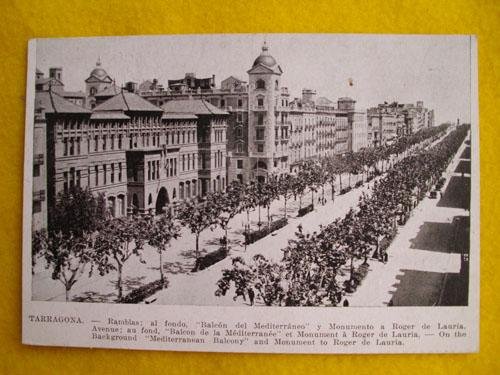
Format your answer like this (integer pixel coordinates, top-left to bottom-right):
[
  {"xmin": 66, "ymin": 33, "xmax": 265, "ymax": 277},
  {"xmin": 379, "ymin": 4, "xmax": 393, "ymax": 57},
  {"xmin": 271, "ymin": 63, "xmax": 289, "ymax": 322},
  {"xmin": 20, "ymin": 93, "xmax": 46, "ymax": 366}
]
[
  {"xmin": 85, "ymin": 58, "xmax": 114, "ymax": 109},
  {"xmin": 367, "ymin": 101, "xmax": 434, "ymax": 146},
  {"xmin": 168, "ymin": 73, "xmax": 215, "ymax": 93}
]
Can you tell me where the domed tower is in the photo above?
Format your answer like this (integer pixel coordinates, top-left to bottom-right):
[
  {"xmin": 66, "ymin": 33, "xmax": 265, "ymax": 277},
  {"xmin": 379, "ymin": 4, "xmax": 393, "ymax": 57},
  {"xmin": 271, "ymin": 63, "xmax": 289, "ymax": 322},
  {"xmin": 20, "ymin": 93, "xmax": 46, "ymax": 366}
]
[
  {"xmin": 247, "ymin": 42, "xmax": 283, "ymax": 182},
  {"xmin": 85, "ymin": 58, "xmax": 113, "ymax": 108}
]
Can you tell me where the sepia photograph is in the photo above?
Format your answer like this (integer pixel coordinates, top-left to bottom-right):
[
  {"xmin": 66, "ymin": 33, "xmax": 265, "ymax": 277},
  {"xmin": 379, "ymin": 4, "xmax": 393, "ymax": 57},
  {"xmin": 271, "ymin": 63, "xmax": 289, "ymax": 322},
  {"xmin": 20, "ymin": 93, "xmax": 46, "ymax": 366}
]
[{"xmin": 27, "ymin": 34, "xmax": 474, "ymax": 311}]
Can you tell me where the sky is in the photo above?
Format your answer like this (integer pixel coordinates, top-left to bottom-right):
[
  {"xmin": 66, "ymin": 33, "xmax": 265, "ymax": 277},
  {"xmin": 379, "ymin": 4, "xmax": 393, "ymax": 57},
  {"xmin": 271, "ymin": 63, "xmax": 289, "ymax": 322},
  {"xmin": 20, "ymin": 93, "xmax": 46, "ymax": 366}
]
[{"xmin": 35, "ymin": 34, "xmax": 474, "ymax": 125}]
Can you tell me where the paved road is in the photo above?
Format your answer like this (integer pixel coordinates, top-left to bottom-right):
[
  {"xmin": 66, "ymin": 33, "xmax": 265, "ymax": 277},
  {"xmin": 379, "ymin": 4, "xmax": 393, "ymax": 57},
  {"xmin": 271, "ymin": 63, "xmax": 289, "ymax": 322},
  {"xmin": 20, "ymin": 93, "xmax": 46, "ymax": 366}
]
[{"xmin": 348, "ymin": 133, "xmax": 471, "ymax": 307}]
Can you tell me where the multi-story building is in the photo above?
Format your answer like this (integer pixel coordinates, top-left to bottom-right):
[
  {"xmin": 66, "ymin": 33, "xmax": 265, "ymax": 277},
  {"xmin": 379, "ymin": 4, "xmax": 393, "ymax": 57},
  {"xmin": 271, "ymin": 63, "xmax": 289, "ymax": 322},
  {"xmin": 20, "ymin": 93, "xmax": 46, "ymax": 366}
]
[
  {"xmin": 139, "ymin": 44, "xmax": 371, "ymax": 182},
  {"xmin": 33, "ymin": 44, "xmax": 379, "ymax": 230},
  {"xmin": 367, "ymin": 101, "xmax": 435, "ymax": 146},
  {"xmin": 33, "ymin": 64, "xmax": 230, "ymax": 230},
  {"xmin": 161, "ymin": 99, "xmax": 228, "ymax": 196}
]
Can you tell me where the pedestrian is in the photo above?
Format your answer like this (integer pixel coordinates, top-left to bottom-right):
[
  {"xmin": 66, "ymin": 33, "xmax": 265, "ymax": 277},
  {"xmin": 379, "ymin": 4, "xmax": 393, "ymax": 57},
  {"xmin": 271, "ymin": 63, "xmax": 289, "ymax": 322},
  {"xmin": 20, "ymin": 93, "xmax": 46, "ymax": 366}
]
[
  {"xmin": 247, "ymin": 288, "xmax": 255, "ymax": 306},
  {"xmin": 383, "ymin": 252, "xmax": 388, "ymax": 263},
  {"xmin": 343, "ymin": 299, "xmax": 349, "ymax": 307}
]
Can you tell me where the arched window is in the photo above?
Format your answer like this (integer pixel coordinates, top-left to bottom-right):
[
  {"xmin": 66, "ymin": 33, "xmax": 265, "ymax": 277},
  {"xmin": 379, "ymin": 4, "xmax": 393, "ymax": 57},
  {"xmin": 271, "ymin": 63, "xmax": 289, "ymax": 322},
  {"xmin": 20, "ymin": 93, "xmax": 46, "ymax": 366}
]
[
  {"xmin": 256, "ymin": 79, "xmax": 265, "ymax": 89},
  {"xmin": 275, "ymin": 80, "xmax": 279, "ymax": 90}
]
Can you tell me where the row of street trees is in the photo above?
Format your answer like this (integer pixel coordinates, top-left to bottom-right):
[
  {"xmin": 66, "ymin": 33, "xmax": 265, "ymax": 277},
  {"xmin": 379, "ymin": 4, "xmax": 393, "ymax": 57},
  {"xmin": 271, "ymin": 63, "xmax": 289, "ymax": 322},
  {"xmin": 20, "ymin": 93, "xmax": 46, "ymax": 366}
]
[
  {"xmin": 32, "ymin": 124, "xmax": 449, "ymax": 303},
  {"xmin": 215, "ymin": 124, "xmax": 468, "ymax": 307}
]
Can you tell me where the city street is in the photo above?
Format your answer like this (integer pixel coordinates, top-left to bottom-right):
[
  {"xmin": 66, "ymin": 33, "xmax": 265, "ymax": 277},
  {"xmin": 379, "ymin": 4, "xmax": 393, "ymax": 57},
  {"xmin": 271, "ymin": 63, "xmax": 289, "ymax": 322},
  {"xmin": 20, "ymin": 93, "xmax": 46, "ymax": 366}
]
[
  {"xmin": 31, "ymin": 131, "xmax": 462, "ymax": 307},
  {"xmin": 349, "ymin": 132, "xmax": 470, "ymax": 306}
]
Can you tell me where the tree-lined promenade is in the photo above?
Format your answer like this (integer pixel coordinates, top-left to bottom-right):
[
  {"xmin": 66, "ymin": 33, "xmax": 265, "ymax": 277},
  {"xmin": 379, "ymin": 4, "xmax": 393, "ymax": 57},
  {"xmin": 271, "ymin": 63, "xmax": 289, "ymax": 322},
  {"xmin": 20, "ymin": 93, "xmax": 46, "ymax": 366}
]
[
  {"xmin": 32, "ymin": 124, "xmax": 453, "ymax": 303},
  {"xmin": 215, "ymin": 124, "xmax": 469, "ymax": 306}
]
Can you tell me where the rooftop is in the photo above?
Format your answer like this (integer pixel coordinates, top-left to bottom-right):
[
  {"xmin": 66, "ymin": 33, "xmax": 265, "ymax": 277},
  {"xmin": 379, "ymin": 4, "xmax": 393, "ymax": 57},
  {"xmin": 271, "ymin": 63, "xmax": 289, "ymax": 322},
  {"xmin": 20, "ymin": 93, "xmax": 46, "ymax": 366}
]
[
  {"xmin": 161, "ymin": 99, "xmax": 228, "ymax": 116},
  {"xmin": 94, "ymin": 91, "xmax": 163, "ymax": 113},
  {"xmin": 35, "ymin": 91, "xmax": 90, "ymax": 114}
]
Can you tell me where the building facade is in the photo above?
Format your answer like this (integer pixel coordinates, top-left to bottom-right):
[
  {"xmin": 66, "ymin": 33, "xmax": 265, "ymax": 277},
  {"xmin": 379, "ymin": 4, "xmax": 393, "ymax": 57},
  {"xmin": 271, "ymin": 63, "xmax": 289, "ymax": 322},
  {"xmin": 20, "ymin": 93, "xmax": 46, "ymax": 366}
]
[
  {"xmin": 35, "ymin": 44, "xmax": 429, "ymax": 231},
  {"xmin": 33, "ymin": 65, "xmax": 229, "ymax": 230}
]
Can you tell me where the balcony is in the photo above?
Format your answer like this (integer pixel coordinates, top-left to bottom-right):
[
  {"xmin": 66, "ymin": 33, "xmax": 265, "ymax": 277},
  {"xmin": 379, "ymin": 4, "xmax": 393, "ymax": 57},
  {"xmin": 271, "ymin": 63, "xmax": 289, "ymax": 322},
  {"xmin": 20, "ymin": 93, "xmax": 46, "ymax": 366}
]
[
  {"xmin": 253, "ymin": 137, "xmax": 266, "ymax": 143},
  {"xmin": 251, "ymin": 104, "xmax": 267, "ymax": 111}
]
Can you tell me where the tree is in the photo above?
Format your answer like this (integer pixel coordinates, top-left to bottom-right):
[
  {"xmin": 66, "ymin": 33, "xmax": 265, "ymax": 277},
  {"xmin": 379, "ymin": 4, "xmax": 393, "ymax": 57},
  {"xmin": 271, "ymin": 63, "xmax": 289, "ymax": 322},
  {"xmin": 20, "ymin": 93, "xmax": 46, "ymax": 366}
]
[
  {"xmin": 93, "ymin": 215, "xmax": 148, "ymax": 301},
  {"xmin": 292, "ymin": 168, "xmax": 308, "ymax": 210},
  {"xmin": 282, "ymin": 225, "xmax": 346, "ymax": 306},
  {"xmin": 278, "ymin": 174, "xmax": 295, "ymax": 219},
  {"xmin": 33, "ymin": 187, "xmax": 110, "ymax": 301},
  {"xmin": 32, "ymin": 229, "xmax": 47, "ymax": 275},
  {"xmin": 177, "ymin": 195, "xmax": 220, "ymax": 260},
  {"xmin": 215, "ymin": 182, "xmax": 243, "ymax": 250},
  {"xmin": 37, "ymin": 230, "xmax": 95, "ymax": 301},
  {"xmin": 325, "ymin": 156, "xmax": 340, "ymax": 201},
  {"xmin": 215, "ymin": 254, "xmax": 285, "ymax": 306},
  {"xmin": 49, "ymin": 186, "xmax": 108, "ymax": 236},
  {"xmin": 146, "ymin": 213, "xmax": 181, "ymax": 285}
]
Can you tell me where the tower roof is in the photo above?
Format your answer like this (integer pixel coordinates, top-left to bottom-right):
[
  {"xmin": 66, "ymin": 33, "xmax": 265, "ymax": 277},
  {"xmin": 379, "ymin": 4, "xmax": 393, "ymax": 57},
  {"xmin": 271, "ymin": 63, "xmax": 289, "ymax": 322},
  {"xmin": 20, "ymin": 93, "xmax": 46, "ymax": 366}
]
[
  {"xmin": 86, "ymin": 58, "xmax": 112, "ymax": 82},
  {"xmin": 252, "ymin": 41, "xmax": 277, "ymax": 68}
]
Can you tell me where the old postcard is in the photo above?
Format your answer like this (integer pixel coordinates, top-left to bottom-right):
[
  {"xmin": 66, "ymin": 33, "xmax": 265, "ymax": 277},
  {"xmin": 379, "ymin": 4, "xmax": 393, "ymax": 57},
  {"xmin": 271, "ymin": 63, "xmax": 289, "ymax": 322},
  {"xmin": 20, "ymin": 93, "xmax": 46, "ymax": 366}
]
[{"xmin": 22, "ymin": 33, "xmax": 479, "ymax": 353}]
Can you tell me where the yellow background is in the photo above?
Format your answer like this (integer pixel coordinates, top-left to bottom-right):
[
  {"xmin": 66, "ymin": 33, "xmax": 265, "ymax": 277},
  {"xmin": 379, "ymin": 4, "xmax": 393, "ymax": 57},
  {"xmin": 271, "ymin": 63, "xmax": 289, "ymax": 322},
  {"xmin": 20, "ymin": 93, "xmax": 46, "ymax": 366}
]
[{"xmin": 1, "ymin": 0, "xmax": 498, "ymax": 373}]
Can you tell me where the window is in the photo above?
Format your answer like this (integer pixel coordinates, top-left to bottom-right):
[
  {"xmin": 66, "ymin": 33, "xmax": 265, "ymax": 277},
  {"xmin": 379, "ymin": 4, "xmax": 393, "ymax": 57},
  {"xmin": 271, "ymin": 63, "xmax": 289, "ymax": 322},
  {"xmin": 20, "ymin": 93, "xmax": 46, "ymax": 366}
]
[
  {"xmin": 111, "ymin": 164, "xmax": 115, "ymax": 183},
  {"xmin": 257, "ymin": 98, "xmax": 264, "ymax": 107},
  {"xmin": 182, "ymin": 155, "xmax": 185, "ymax": 171},
  {"xmin": 95, "ymin": 165, "xmax": 99, "ymax": 186},
  {"xmin": 220, "ymin": 99, "xmax": 225, "ymax": 108},
  {"xmin": 118, "ymin": 134, "xmax": 122, "ymax": 149},
  {"xmin": 118, "ymin": 163, "xmax": 122, "ymax": 182},
  {"xmin": 275, "ymin": 80, "xmax": 279, "ymax": 90},
  {"xmin": 192, "ymin": 153, "xmax": 196, "ymax": 169},
  {"xmin": 257, "ymin": 114, "xmax": 264, "ymax": 125},
  {"xmin": 237, "ymin": 160, "xmax": 243, "ymax": 169},
  {"xmin": 102, "ymin": 135, "xmax": 107, "ymax": 151},
  {"xmin": 76, "ymin": 170, "xmax": 81, "ymax": 187},
  {"xmin": 179, "ymin": 182, "xmax": 184, "ymax": 199},
  {"xmin": 69, "ymin": 168, "xmax": 75, "ymax": 189},
  {"xmin": 63, "ymin": 139, "xmax": 68, "ymax": 156},
  {"xmin": 238, "ymin": 99, "xmax": 243, "ymax": 108},
  {"xmin": 256, "ymin": 128, "xmax": 265, "ymax": 140},
  {"xmin": 256, "ymin": 79, "xmax": 265, "ymax": 89},
  {"xmin": 63, "ymin": 172, "xmax": 68, "ymax": 192},
  {"xmin": 236, "ymin": 143, "xmax": 243, "ymax": 153},
  {"xmin": 69, "ymin": 138, "xmax": 74, "ymax": 155},
  {"xmin": 257, "ymin": 144, "xmax": 264, "ymax": 153},
  {"xmin": 33, "ymin": 200, "xmax": 41, "ymax": 214},
  {"xmin": 33, "ymin": 164, "xmax": 40, "ymax": 177},
  {"xmin": 187, "ymin": 154, "xmax": 191, "ymax": 170},
  {"xmin": 111, "ymin": 135, "xmax": 115, "ymax": 150},
  {"xmin": 147, "ymin": 161, "xmax": 151, "ymax": 180},
  {"xmin": 236, "ymin": 127, "xmax": 242, "ymax": 138},
  {"xmin": 103, "ymin": 164, "xmax": 107, "ymax": 185}
]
